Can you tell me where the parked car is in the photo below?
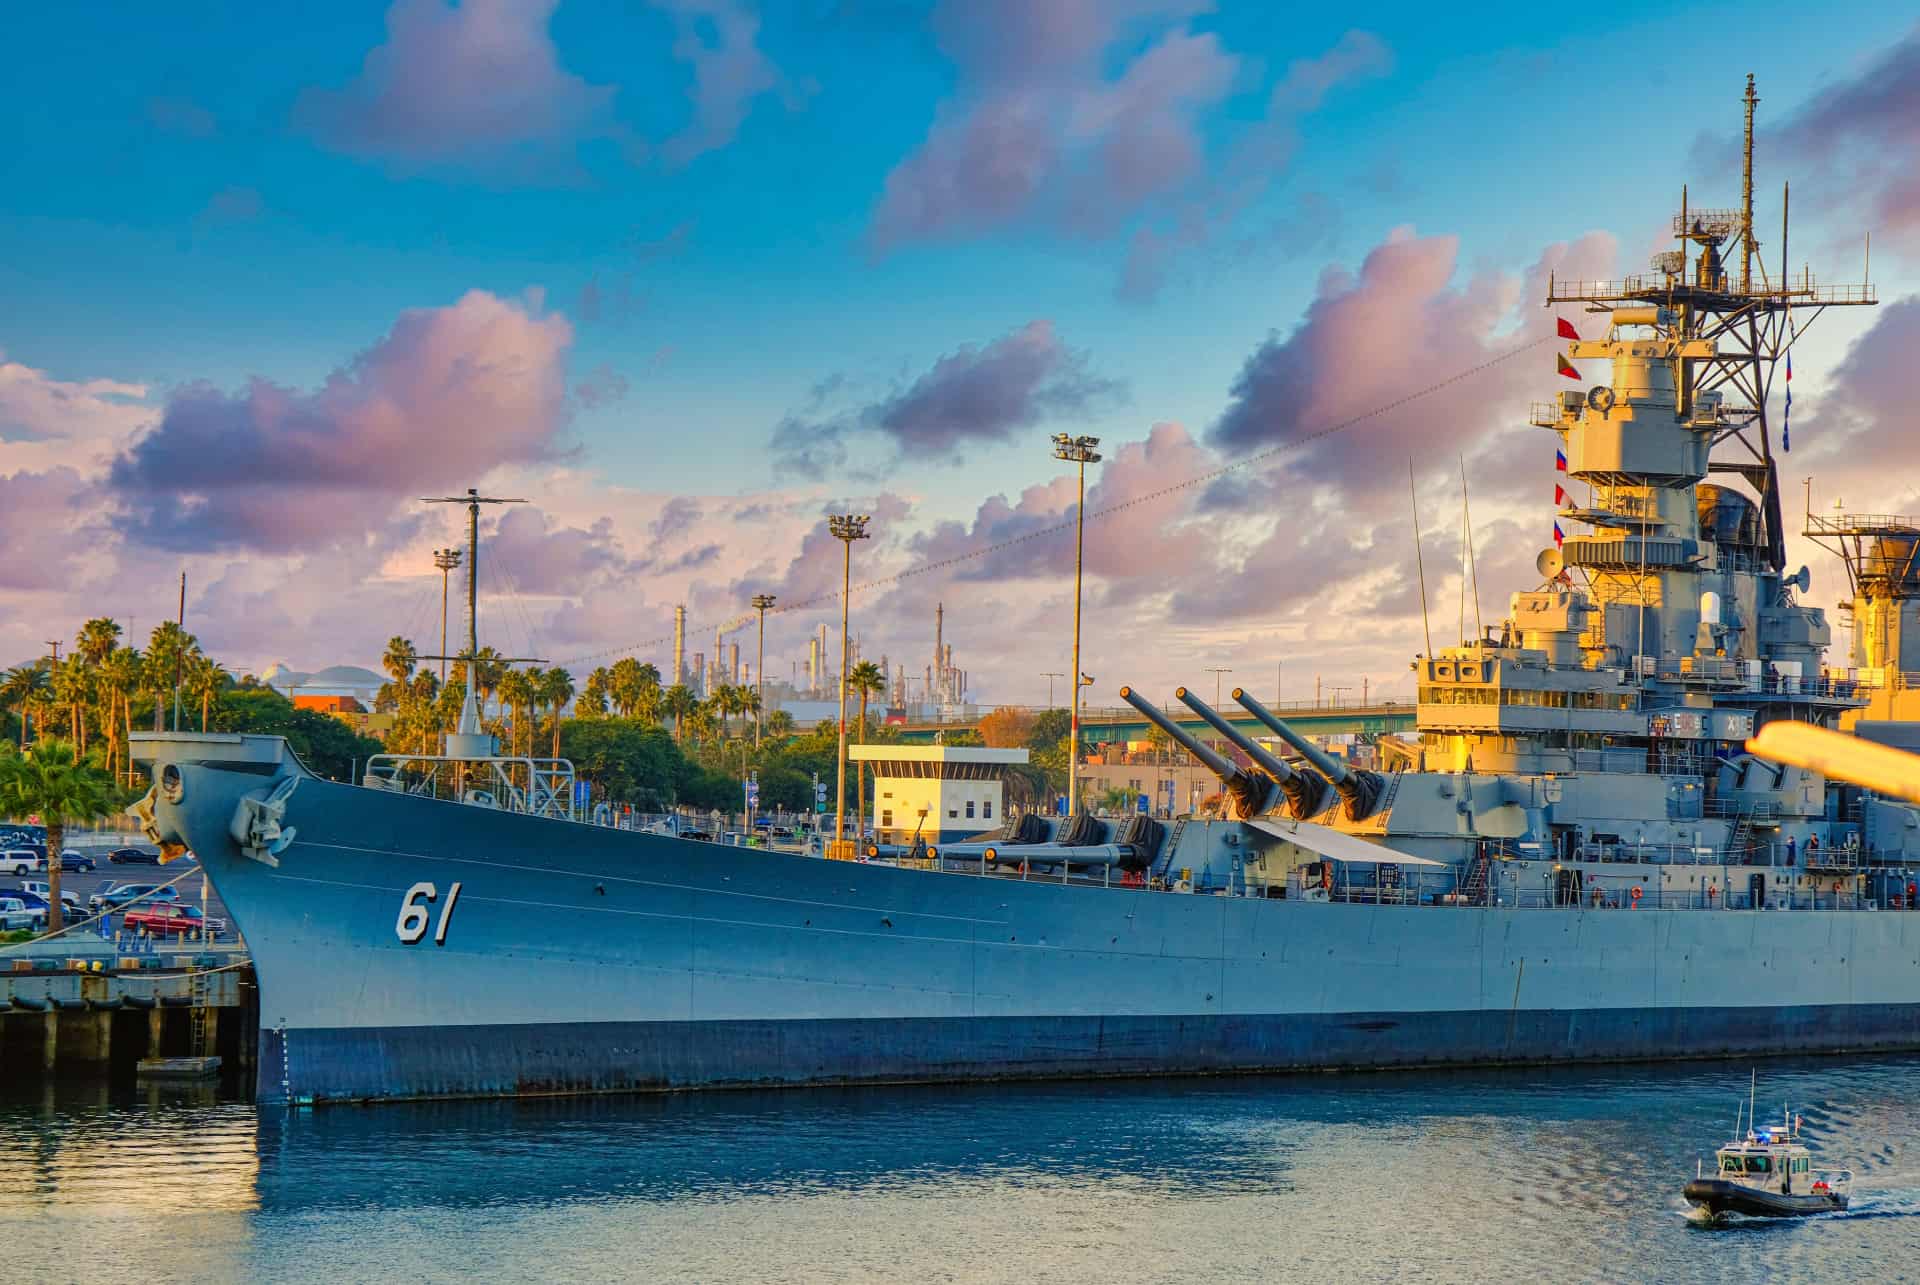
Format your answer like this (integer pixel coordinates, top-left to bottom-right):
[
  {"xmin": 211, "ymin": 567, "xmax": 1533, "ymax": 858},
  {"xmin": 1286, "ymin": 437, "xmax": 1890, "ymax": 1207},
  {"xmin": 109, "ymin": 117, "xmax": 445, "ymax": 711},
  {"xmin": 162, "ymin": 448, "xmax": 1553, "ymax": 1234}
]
[
  {"xmin": 122, "ymin": 903, "xmax": 226, "ymax": 939},
  {"xmin": 19, "ymin": 881, "xmax": 83, "ymax": 914},
  {"xmin": 1, "ymin": 850, "xmax": 40, "ymax": 877},
  {"xmin": 0, "ymin": 897, "xmax": 38, "ymax": 932},
  {"xmin": 107, "ymin": 847, "xmax": 162, "ymax": 865},
  {"xmin": 54, "ymin": 850, "xmax": 95, "ymax": 873},
  {"xmin": 88, "ymin": 883, "xmax": 181, "ymax": 913}
]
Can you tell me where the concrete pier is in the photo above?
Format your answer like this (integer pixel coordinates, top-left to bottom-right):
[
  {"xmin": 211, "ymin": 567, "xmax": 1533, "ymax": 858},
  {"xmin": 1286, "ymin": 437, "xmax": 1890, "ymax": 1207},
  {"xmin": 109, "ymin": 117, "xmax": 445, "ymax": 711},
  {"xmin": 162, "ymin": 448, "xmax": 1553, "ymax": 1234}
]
[{"xmin": 0, "ymin": 958, "xmax": 255, "ymax": 1086}]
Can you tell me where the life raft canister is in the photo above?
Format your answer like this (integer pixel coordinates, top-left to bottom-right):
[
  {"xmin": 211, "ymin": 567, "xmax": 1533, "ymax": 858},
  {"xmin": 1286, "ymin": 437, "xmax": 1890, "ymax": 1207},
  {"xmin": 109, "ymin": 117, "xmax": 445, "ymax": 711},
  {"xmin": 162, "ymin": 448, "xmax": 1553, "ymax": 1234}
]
[{"xmin": 1630, "ymin": 885, "xmax": 1643, "ymax": 907}]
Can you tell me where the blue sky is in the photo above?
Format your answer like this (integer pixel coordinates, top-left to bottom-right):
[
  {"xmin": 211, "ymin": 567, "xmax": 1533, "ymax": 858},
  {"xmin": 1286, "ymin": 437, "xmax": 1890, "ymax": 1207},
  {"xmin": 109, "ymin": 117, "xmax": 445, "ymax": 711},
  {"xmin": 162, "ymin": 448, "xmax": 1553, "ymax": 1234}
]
[{"xmin": 2, "ymin": 1, "xmax": 1917, "ymax": 697}]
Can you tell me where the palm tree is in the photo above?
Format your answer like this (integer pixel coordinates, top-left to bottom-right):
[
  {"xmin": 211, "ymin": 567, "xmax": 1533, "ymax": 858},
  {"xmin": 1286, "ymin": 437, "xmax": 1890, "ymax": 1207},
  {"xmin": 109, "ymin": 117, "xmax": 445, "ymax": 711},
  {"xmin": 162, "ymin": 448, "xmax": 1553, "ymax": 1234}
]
[
  {"xmin": 100, "ymin": 647, "xmax": 141, "ymax": 785},
  {"xmin": 381, "ymin": 636, "xmax": 418, "ymax": 685},
  {"xmin": 498, "ymin": 670, "xmax": 535, "ymax": 756},
  {"xmin": 580, "ymin": 667, "xmax": 613, "ymax": 717},
  {"xmin": 540, "ymin": 668, "xmax": 575, "ymax": 758},
  {"xmin": 0, "ymin": 738, "xmax": 114, "ymax": 933},
  {"xmin": 76, "ymin": 617, "xmax": 121, "ymax": 668},
  {"xmin": 1, "ymin": 664, "xmax": 50, "ymax": 748},
  {"xmin": 188, "ymin": 654, "xmax": 226, "ymax": 732},
  {"xmin": 143, "ymin": 622, "xmax": 198, "ymax": 731},
  {"xmin": 764, "ymin": 709, "xmax": 796, "ymax": 739},
  {"xmin": 661, "ymin": 684, "xmax": 698, "ymax": 742},
  {"xmin": 51, "ymin": 656, "xmax": 91, "ymax": 750},
  {"xmin": 848, "ymin": 661, "xmax": 886, "ymax": 825}
]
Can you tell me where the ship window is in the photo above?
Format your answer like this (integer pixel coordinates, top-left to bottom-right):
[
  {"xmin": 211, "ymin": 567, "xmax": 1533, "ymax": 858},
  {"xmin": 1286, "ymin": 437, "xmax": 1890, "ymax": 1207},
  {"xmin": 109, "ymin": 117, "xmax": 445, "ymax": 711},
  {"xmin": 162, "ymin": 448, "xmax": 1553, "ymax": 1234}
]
[
  {"xmin": 1721, "ymin": 1156, "xmax": 1743, "ymax": 1173},
  {"xmin": 983, "ymin": 802, "xmax": 993, "ymax": 819},
  {"xmin": 966, "ymin": 801, "xmax": 976, "ymax": 818},
  {"xmin": 1743, "ymin": 1156, "xmax": 1772, "ymax": 1174},
  {"xmin": 881, "ymin": 810, "xmax": 894, "ymax": 828},
  {"xmin": 948, "ymin": 809, "xmax": 958, "ymax": 819},
  {"xmin": 1795, "ymin": 1157, "xmax": 1808, "ymax": 1173}
]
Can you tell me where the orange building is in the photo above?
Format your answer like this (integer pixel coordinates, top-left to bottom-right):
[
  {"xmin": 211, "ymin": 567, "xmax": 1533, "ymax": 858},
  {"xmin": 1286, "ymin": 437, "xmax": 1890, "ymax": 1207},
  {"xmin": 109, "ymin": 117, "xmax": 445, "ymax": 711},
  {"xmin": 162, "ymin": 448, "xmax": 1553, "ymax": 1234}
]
[{"xmin": 293, "ymin": 694, "xmax": 367, "ymax": 715}]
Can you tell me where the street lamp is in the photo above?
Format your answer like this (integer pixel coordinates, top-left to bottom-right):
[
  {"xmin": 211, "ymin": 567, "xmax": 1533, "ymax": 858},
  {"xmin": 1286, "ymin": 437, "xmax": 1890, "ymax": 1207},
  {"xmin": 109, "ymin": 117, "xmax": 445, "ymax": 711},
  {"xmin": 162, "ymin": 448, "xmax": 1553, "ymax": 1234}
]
[
  {"xmin": 1052, "ymin": 433, "xmax": 1101, "ymax": 815},
  {"xmin": 828, "ymin": 513, "xmax": 871, "ymax": 858},
  {"xmin": 1040, "ymin": 672, "xmax": 1064, "ymax": 708},
  {"xmin": 434, "ymin": 548, "xmax": 463, "ymax": 687},
  {"xmin": 751, "ymin": 594, "xmax": 776, "ymax": 749},
  {"xmin": 1206, "ymin": 667, "xmax": 1233, "ymax": 707}
]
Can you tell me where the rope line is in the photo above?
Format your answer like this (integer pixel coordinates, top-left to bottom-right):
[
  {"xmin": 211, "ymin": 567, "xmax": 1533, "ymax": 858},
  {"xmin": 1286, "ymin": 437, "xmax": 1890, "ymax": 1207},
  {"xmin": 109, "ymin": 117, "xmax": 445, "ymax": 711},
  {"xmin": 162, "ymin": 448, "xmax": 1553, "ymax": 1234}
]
[{"xmin": 561, "ymin": 333, "xmax": 1553, "ymax": 668}]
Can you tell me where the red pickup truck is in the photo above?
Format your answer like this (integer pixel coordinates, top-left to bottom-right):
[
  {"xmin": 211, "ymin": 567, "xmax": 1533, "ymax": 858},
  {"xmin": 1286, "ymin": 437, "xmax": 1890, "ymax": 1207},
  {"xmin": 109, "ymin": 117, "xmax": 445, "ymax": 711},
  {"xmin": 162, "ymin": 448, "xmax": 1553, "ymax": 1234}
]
[{"xmin": 121, "ymin": 904, "xmax": 227, "ymax": 939}]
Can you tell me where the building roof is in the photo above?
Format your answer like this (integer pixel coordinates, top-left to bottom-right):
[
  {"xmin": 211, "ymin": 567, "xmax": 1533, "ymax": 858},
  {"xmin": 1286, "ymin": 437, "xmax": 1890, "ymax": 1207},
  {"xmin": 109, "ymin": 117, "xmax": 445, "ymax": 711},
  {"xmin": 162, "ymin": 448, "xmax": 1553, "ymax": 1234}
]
[{"xmin": 849, "ymin": 745, "xmax": 1028, "ymax": 764}]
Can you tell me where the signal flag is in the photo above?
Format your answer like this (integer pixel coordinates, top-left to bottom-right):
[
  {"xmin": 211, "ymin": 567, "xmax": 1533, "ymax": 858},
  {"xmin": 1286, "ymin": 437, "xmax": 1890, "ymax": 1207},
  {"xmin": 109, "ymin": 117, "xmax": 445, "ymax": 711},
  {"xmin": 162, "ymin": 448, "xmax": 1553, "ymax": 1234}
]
[
  {"xmin": 1555, "ymin": 449, "xmax": 1568, "ymax": 472},
  {"xmin": 1553, "ymin": 522, "xmax": 1566, "ymax": 547},
  {"xmin": 1557, "ymin": 317, "xmax": 1580, "ymax": 340},
  {"xmin": 1555, "ymin": 483, "xmax": 1568, "ymax": 507},
  {"xmin": 1556, "ymin": 353, "xmax": 1581, "ymax": 380}
]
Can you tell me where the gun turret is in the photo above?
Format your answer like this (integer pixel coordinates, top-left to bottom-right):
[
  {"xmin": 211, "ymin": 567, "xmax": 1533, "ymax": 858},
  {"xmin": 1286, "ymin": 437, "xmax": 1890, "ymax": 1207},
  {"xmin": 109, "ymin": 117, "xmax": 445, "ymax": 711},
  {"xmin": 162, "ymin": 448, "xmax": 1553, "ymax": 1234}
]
[
  {"xmin": 1174, "ymin": 686, "xmax": 1332, "ymax": 817},
  {"xmin": 1118, "ymin": 686, "xmax": 1279, "ymax": 819},
  {"xmin": 1232, "ymin": 688, "xmax": 1388, "ymax": 821}
]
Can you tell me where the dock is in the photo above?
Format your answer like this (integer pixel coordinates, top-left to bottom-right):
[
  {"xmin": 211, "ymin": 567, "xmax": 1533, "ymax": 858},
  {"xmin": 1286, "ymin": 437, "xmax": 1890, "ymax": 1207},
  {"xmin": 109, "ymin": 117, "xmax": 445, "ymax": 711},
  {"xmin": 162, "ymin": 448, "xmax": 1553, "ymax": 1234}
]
[{"xmin": 0, "ymin": 941, "xmax": 257, "ymax": 1082}]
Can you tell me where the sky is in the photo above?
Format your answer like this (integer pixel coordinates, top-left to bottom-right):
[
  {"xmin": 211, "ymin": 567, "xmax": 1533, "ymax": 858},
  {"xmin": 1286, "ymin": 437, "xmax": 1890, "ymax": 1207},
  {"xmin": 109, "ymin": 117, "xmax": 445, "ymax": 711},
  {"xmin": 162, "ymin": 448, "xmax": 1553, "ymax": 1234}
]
[{"xmin": 3, "ymin": 0, "xmax": 1920, "ymax": 708}]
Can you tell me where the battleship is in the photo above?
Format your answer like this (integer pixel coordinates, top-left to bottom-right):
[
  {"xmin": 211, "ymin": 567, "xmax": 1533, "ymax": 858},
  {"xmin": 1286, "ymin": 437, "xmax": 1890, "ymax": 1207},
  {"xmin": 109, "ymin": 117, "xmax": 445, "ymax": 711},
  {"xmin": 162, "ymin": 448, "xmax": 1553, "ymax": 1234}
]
[{"xmin": 130, "ymin": 81, "xmax": 1920, "ymax": 1106}]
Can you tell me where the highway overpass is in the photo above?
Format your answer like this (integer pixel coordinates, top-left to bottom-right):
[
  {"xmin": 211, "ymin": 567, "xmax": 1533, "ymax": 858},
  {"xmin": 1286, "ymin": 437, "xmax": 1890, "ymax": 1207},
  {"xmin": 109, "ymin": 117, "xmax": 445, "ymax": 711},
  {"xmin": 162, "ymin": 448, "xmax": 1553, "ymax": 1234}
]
[{"xmin": 894, "ymin": 701, "xmax": 1416, "ymax": 746}]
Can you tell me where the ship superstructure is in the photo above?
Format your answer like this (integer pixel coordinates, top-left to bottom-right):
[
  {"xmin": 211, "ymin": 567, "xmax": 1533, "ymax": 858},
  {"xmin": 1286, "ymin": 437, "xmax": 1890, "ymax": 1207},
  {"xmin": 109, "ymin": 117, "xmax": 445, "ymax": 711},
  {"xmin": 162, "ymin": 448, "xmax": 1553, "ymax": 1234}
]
[{"xmin": 127, "ymin": 81, "xmax": 1920, "ymax": 1107}]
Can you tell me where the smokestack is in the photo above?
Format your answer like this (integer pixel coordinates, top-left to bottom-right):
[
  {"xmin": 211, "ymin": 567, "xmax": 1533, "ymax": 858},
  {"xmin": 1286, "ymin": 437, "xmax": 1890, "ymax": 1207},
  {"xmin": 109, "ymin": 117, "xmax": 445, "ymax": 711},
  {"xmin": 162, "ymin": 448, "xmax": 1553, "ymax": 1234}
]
[
  {"xmin": 692, "ymin": 651, "xmax": 705, "ymax": 697},
  {"xmin": 728, "ymin": 642, "xmax": 740, "ymax": 683},
  {"xmin": 673, "ymin": 605, "xmax": 686, "ymax": 686}
]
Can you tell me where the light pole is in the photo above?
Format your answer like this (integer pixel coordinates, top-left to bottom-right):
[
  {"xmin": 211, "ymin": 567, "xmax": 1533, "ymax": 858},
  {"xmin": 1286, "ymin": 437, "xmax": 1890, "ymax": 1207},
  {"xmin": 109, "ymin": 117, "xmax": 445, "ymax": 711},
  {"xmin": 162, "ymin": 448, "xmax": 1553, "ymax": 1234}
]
[
  {"xmin": 1052, "ymin": 433, "xmax": 1101, "ymax": 815},
  {"xmin": 1041, "ymin": 672, "xmax": 1064, "ymax": 708},
  {"xmin": 828, "ymin": 513, "xmax": 871, "ymax": 858},
  {"xmin": 434, "ymin": 548, "xmax": 463, "ymax": 687},
  {"xmin": 1206, "ymin": 667, "xmax": 1233, "ymax": 707},
  {"xmin": 752, "ymin": 593, "xmax": 776, "ymax": 748}
]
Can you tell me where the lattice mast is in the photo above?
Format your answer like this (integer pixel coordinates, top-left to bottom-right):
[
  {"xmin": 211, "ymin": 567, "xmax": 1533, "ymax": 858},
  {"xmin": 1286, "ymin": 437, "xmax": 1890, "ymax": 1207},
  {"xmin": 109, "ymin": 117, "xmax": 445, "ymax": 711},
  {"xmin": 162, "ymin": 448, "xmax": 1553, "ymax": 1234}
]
[{"xmin": 1545, "ymin": 74, "xmax": 1876, "ymax": 573}]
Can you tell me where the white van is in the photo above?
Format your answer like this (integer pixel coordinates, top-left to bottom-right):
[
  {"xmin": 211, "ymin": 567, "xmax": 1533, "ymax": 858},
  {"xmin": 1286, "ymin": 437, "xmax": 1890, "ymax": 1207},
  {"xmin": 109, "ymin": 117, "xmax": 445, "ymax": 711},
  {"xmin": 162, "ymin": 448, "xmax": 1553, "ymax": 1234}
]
[{"xmin": 2, "ymin": 850, "xmax": 41, "ymax": 877}]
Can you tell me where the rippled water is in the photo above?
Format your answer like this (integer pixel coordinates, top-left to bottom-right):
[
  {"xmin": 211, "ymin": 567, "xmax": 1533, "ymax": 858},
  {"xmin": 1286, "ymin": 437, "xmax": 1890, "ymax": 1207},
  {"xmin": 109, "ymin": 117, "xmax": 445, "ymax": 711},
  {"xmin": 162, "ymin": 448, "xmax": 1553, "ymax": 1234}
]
[{"xmin": 5, "ymin": 1059, "xmax": 1918, "ymax": 1283}]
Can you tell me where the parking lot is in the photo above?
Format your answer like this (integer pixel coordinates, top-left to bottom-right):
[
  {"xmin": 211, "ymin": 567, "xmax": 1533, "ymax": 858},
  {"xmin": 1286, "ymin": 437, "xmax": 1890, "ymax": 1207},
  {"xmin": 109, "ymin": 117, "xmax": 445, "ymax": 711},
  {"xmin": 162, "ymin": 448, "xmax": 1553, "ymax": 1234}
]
[{"xmin": 3, "ymin": 837, "xmax": 234, "ymax": 934}]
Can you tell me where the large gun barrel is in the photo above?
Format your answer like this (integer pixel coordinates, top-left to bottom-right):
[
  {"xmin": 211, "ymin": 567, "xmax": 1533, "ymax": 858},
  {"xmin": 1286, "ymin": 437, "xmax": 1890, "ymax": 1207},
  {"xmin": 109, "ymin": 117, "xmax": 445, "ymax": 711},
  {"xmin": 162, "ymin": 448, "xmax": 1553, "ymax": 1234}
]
[
  {"xmin": 1232, "ymin": 688, "xmax": 1387, "ymax": 820},
  {"xmin": 1174, "ymin": 686, "xmax": 1330, "ymax": 818},
  {"xmin": 1119, "ymin": 686, "xmax": 1276, "ymax": 818}
]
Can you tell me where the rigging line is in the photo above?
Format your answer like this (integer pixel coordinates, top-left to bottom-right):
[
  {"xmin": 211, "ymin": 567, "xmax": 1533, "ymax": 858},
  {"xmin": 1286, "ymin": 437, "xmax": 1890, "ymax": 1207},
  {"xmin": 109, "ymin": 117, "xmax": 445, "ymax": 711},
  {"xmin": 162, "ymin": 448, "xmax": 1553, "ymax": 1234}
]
[
  {"xmin": 561, "ymin": 332, "xmax": 1555, "ymax": 667},
  {"xmin": 491, "ymin": 547, "xmax": 543, "ymax": 663}
]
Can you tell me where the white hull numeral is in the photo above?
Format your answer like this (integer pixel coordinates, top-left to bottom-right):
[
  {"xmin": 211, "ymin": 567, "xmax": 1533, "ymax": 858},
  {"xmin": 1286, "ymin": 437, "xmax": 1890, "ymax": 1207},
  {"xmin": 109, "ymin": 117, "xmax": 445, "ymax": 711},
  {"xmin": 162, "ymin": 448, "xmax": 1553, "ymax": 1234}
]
[
  {"xmin": 434, "ymin": 882, "xmax": 462, "ymax": 946},
  {"xmin": 396, "ymin": 881, "xmax": 463, "ymax": 945}
]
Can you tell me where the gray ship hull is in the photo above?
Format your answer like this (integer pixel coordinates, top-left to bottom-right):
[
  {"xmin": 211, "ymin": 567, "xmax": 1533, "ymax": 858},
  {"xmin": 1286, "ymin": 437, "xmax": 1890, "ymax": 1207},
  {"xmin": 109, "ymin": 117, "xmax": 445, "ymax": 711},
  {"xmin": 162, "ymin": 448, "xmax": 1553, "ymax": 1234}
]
[{"xmin": 149, "ymin": 753, "xmax": 1920, "ymax": 1105}]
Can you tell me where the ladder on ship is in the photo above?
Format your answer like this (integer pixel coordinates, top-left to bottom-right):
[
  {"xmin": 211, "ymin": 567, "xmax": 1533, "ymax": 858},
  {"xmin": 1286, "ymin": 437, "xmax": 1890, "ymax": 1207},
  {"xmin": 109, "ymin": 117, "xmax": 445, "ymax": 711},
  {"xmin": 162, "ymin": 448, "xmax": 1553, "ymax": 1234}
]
[
  {"xmin": 1723, "ymin": 809, "xmax": 1760, "ymax": 864},
  {"xmin": 1458, "ymin": 847, "xmax": 1493, "ymax": 906}
]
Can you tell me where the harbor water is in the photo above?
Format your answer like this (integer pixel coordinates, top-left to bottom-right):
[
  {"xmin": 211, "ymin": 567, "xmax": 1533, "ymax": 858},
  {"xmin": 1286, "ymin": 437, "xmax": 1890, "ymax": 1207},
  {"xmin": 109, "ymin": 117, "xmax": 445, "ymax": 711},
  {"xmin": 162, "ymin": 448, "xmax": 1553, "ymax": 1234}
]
[{"xmin": 4, "ymin": 1058, "xmax": 1918, "ymax": 1283}]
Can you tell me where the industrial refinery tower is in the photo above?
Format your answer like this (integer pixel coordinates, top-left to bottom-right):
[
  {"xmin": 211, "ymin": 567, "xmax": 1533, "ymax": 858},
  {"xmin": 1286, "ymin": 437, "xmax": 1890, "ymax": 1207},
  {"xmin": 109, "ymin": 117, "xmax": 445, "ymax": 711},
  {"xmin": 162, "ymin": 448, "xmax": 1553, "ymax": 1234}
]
[{"xmin": 1542, "ymin": 75, "xmax": 1875, "ymax": 579}]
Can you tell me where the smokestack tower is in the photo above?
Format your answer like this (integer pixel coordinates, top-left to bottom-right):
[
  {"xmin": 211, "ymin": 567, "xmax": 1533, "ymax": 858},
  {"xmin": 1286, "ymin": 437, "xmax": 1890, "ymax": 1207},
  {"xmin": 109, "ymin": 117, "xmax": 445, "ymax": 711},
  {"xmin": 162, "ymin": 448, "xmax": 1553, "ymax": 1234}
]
[
  {"xmin": 673, "ymin": 605, "xmax": 686, "ymax": 686},
  {"xmin": 728, "ymin": 642, "xmax": 740, "ymax": 683},
  {"xmin": 691, "ymin": 651, "xmax": 706, "ymax": 696}
]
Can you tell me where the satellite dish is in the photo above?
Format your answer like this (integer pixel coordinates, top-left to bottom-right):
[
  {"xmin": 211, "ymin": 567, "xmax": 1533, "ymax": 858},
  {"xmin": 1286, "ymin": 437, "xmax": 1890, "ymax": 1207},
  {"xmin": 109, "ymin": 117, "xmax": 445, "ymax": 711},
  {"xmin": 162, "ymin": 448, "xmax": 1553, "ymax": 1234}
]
[
  {"xmin": 1586, "ymin": 385, "xmax": 1616, "ymax": 412},
  {"xmin": 1789, "ymin": 565, "xmax": 1811, "ymax": 593},
  {"xmin": 1536, "ymin": 548, "xmax": 1565, "ymax": 579}
]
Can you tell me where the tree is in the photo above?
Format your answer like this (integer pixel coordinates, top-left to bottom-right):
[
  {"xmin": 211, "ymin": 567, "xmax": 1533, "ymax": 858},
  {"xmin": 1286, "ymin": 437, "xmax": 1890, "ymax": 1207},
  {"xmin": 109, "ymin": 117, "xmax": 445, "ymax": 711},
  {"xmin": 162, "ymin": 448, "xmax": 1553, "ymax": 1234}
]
[
  {"xmin": 0, "ymin": 739, "xmax": 114, "ymax": 933},
  {"xmin": 498, "ymin": 669, "xmax": 535, "ymax": 756},
  {"xmin": 381, "ymin": 636, "xmax": 418, "ymax": 685},
  {"xmin": 1098, "ymin": 784, "xmax": 1137, "ymax": 815},
  {"xmin": 100, "ymin": 647, "xmax": 142, "ymax": 785},
  {"xmin": 847, "ymin": 661, "xmax": 886, "ymax": 820},
  {"xmin": 580, "ymin": 667, "xmax": 613, "ymax": 718},
  {"xmin": 75, "ymin": 617, "xmax": 121, "ymax": 667},
  {"xmin": 143, "ymin": 622, "xmax": 198, "ymax": 732},
  {"xmin": 1, "ymin": 664, "xmax": 49, "ymax": 748},
  {"xmin": 214, "ymin": 688, "xmax": 381, "ymax": 781},
  {"xmin": 661, "ymin": 684, "xmax": 698, "ymax": 742},
  {"xmin": 1027, "ymin": 707, "xmax": 1073, "ymax": 751},
  {"xmin": 978, "ymin": 706, "xmax": 1037, "ymax": 748},
  {"xmin": 188, "ymin": 654, "xmax": 227, "ymax": 732},
  {"xmin": 539, "ymin": 667, "xmax": 575, "ymax": 758},
  {"xmin": 764, "ymin": 709, "xmax": 796, "ymax": 738}
]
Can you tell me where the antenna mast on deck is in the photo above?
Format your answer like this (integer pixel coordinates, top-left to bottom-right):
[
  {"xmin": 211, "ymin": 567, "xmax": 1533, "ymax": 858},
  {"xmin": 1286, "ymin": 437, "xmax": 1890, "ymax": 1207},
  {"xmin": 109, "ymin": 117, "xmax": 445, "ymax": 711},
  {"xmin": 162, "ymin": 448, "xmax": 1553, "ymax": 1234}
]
[{"xmin": 1543, "ymin": 76, "xmax": 1877, "ymax": 573}]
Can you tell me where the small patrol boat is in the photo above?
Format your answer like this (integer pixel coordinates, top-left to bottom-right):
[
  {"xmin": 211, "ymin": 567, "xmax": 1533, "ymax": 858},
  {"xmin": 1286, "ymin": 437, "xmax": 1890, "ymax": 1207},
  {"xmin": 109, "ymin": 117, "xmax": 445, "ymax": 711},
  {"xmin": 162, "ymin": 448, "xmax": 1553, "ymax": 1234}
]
[{"xmin": 1683, "ymin": 1087, "xmax": 1851, "ymax": 1220}]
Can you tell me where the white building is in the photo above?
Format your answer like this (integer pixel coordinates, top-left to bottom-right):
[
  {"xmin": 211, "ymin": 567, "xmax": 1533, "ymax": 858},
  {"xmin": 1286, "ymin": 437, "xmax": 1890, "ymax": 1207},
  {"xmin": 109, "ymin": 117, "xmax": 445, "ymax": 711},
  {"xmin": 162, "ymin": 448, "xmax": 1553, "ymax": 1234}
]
[{"xmin": 849, "ymin": 745, "xmax": 1029, "ymax": 844}]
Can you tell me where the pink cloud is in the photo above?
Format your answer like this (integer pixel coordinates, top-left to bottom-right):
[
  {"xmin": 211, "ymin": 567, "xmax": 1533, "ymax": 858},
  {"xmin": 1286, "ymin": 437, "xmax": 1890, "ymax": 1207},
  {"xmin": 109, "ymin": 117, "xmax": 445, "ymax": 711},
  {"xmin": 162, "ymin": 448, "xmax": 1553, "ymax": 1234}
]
[
  {"xmin": 108, "ymin": 290, "xmax": 573, "ymax": 552},
  {"xmin": 294, "ymin": 0, "xmax": 617, "ymax": 174}
]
